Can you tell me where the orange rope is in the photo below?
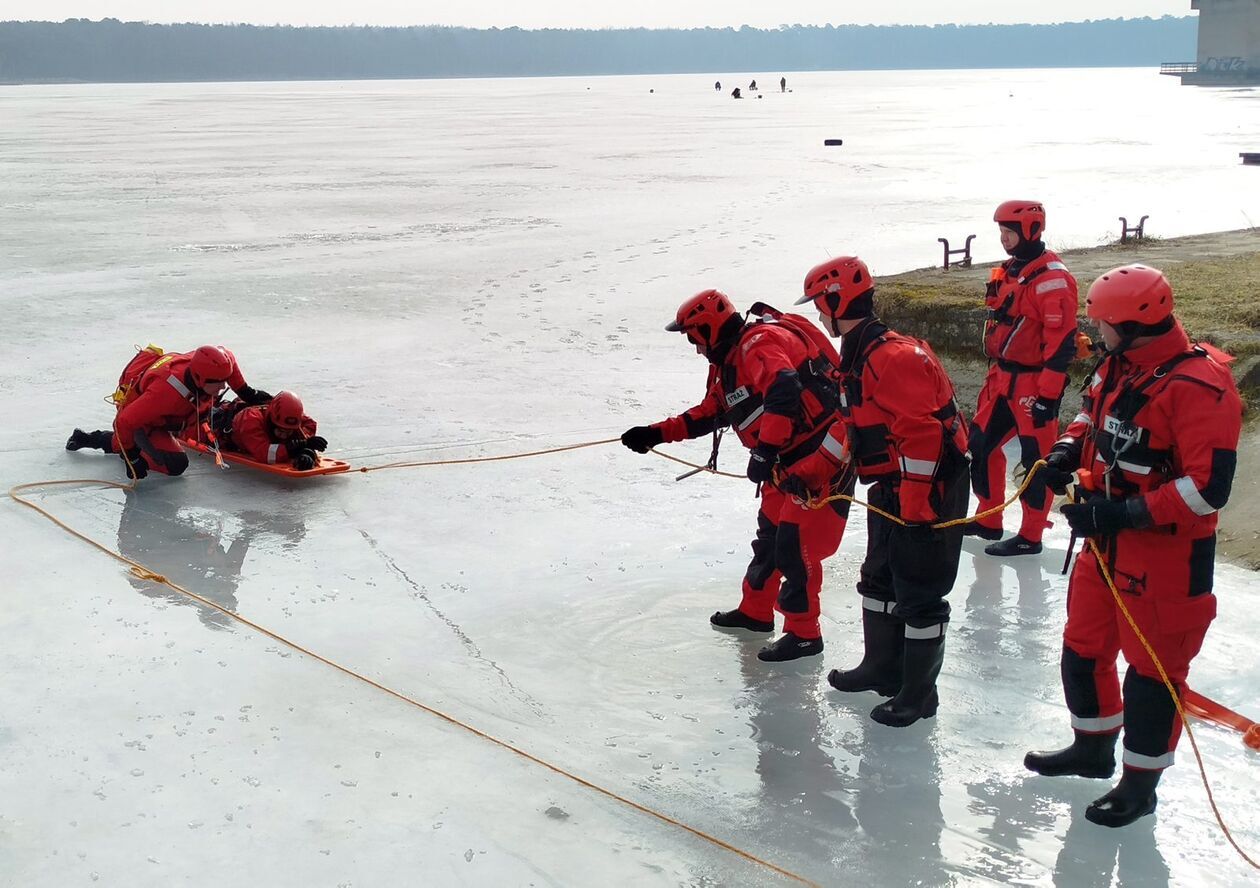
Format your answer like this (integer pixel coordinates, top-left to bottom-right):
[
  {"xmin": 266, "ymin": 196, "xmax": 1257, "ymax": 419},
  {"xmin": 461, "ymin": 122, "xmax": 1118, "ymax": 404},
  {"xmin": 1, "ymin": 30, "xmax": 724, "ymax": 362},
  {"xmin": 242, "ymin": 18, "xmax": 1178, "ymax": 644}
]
[
  {"xmin": 1086, "ymin": 539, "xmax": 1258, "ymax": 870},
  {"xmin": 8, "ymin": 476, "xmax": 817, "ymax": 888},
  {"xmin": 651, "ymin": 449, "xmax": 1045, "ymax": 529},
  {"xmin": 652, "ymin": 445, "xmax": 1257, "ymax": 867},
  {"xmin": 357, "ymin": 437, "xmax": 620, "ymax": 473},
  {"xmin": 648, "ymin": 446, "xmax": 746, "ymax": 480}
]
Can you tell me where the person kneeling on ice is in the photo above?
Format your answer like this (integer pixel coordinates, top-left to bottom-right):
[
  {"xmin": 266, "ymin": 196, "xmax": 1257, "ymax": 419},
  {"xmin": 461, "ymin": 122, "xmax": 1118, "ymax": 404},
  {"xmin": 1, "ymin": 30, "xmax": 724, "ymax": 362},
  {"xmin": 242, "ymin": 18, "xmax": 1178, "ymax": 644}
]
[
  {"xmin": 620, "ymin": 289, "xmax": 854, "ymax": 662},
  {"xmin": 211, "ymin": 390, "xmax": 327, "ymax": 470},
  {"xmin": 795, "ymin": 256, "xmax": 970, "ymax": 727},
  {"xmin": 66, "ymin": 345, "xmax": 271, "ymax": 479},
  {"xmin": 1024, "ymin": 264, "xmax": 1242, "ymax": 828}
]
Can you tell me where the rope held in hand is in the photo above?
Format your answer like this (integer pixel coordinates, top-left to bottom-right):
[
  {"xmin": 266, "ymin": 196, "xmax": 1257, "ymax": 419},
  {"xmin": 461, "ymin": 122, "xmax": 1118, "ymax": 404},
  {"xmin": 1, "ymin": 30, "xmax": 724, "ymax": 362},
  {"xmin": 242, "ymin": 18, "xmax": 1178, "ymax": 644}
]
[{"xmin": 650, "ymin": 445, "xmax": 1257, "ymax": 868}]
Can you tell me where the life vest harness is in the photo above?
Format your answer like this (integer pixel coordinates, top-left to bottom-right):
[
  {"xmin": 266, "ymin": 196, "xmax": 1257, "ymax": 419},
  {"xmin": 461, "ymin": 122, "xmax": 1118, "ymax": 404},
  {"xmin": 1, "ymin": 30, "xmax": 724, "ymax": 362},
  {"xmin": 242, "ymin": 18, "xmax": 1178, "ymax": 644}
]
[
  {"xmin": 839, "ymin": 330, "xmax": 966, "ymax": 476},
  {"xmin": 1086, "ymin": 346, "xmax": 1215, "ymax": 503},
  {"xmin": 717, "ymin": 303, "xmax": 842, "ymax": 438},
  {"xmin": 983, "ymin": 256, "xmax": 1063, "ymax": 365}
]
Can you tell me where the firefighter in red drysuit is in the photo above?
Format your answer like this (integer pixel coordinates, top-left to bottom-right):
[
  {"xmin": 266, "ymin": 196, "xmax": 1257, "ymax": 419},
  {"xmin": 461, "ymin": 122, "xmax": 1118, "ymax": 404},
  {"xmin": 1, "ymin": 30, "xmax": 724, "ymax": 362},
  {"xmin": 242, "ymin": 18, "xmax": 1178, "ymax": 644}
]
[
  {"xmin": 212, "ymin": 390, "xmax": 327, "ymax": 470},
  {"xmin": 1025, "ymin": 264, "xmax": 1242, "ymax": 828},
  {"xmin": 620, "ymin": 289, "xmax": 854, "ymax": 662},
  {"xmin": 793, "ymin": 256, "xmax": 970, "ymax": 727},
  {"xmin": 65, "ymin": 345, "xmax": 271, "ymax": 478},
  {"xmin": 968, "ymin": 200, "xmax": 1080, "ymax": 557}
]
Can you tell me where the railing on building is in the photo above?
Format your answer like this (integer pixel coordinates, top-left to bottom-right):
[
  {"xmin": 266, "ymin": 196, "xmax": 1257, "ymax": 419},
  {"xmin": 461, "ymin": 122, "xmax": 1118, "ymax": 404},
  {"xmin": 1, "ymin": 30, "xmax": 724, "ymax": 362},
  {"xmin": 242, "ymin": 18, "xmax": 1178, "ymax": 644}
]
[{"xmin": 1160, "ymin": 62, "xmax": 1198, "ymax": 75}]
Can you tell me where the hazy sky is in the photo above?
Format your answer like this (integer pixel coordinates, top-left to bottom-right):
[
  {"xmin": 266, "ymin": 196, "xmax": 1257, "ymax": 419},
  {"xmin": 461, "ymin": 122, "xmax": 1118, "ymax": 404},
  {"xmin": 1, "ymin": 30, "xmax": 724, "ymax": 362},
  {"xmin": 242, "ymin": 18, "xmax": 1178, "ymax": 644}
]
[{"xmin": 5, "ymin": 1, "xmax": 1192, "ymax": 29}]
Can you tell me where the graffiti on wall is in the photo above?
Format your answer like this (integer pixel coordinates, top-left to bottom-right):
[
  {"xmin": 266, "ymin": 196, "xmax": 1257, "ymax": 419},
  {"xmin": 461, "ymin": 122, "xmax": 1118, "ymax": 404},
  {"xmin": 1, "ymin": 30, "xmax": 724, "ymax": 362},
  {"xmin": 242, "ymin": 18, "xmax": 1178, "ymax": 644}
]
[{"xmin": 1203, "ymin": 56, "xmax": 1248, "ymax": 72}]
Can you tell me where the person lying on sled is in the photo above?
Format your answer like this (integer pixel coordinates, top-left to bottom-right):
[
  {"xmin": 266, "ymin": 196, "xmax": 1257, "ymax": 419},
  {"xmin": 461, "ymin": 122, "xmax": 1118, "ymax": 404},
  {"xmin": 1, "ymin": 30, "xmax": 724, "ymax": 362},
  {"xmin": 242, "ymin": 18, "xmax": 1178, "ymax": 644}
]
[
  {"xmin": 211, "ymin": 390, "xmax": 327, "ymax": 470},
  {"xmin": 66, "ymin": 344, "xmax": 271, "ymax": 479}
]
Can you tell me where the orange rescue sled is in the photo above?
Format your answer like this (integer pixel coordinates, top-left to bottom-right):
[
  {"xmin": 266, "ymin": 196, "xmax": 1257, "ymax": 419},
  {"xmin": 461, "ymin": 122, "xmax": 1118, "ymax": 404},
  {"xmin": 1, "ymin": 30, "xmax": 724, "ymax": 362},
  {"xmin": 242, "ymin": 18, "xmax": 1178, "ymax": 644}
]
[
  {"xmin": 182, "ymin": 438, "xmax": 351, "ymax": 477},
  {"xmin": 1184, "ymin": 688, "xmax": 1260, "ymax": 751}
]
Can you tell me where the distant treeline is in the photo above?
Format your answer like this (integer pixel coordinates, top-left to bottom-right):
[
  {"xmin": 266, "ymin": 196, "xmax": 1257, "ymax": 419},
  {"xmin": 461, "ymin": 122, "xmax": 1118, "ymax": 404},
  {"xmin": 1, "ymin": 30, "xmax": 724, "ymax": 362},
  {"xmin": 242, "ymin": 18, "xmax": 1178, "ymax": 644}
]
[{"xmin": 0, "ymin": 17, "xmax": 1197, "ymax": 84}]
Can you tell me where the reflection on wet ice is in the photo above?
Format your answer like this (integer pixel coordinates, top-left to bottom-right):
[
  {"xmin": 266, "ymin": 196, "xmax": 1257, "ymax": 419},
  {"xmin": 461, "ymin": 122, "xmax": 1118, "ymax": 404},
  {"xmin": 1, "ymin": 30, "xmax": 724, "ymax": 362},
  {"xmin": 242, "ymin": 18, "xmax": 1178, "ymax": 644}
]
[{"xmin": 116, "ymin": 488, "xmax": 307, "ymax": 630}]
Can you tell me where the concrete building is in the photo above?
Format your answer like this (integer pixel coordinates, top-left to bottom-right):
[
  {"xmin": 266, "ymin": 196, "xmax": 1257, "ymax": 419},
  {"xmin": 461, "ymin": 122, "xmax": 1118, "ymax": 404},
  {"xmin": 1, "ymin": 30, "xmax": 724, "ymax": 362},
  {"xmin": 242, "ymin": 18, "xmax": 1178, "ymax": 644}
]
[{"xmin": 1163, "ymin": 0, "xmax": 1260, "ymax": 84}]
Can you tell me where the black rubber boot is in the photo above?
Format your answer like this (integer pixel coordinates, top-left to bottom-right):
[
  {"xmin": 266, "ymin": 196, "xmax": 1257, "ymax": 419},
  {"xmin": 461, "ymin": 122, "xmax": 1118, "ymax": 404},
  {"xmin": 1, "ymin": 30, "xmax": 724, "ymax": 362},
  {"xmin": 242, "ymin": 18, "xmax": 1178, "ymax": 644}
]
[
  {"xmin": 65, "ymin": 428, "xmax": 114, "ymax": 452},
  {"xmin": 1024, "ymin": 730, "xmax": 1118, "ymax": 778},
  {"xmin": 710, "ymin": 609, "xmax": 774, "ymax": 633},
  {"xmin": 962, "ymin": 524, "xmax": 1004, "ymax": 541},
  {"xmin": 870, "ymin": 634, "xmax": 944, "ymax": 727},
  {"xmin": 826, "ymin": 609, "xmax": 903, "ymax": 697},
  {"xmin": 984, "ymin": 534, "xmax": 1043, "ymax": 557},
  {"xmin": 1085, "ymin": 767, "xmax": 1161, "ymax": 828},
  {"xmin": 757, "ymin": 631, "xmax": 823, "ymax": 662}
]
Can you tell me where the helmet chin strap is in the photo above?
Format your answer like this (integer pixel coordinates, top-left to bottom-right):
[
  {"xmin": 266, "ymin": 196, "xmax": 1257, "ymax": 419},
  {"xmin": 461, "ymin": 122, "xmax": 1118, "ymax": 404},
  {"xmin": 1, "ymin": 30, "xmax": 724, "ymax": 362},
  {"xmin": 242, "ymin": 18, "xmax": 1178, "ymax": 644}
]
[{"xmin": 1106, "ymin": 334, "xmax": 1137, "ymax": 358}]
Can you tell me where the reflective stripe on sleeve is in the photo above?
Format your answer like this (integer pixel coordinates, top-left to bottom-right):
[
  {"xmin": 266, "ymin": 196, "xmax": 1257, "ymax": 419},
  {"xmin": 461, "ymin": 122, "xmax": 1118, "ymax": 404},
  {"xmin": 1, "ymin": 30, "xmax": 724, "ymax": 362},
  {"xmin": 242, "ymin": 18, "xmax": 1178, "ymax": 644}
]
[
  {"xmin": 167, "ymin": 374, "xmax": 191, "ymax": 398},
  {"xmin": 1070, "ymin": 712, "xmax": 1124, "ymax": 733},
  {"xmin": 1036, "ymin": 278, "xmax": 1069, "ymax": 294},
  {"xmin": 904, "ymin": 623, "xmax": 946, "ymax": 640},
  {"xmin": 1123, "ymin": 748, "xmax": 1175, "ymax": 770},
  {"xmin": 1046, "ymin": 261, "xmax": 1069, "ymax": 272},
  {"xmin": 737, "ymin": 405, "xmax": 764, "ymax": 431},
  {"xmin": 900, "ymin": 456, "xmax": 937, "ymax": 478},
  {"xmin": 267, "ymin": 443, "xmax": 280, "ymax": 464},
  {"xmin": 821, "ymin": 434, "xmax": 849, "ymax": 463},
  {"xmin": 1174, "ymin": 476, "xmax": 1216, "ymax": 516}
]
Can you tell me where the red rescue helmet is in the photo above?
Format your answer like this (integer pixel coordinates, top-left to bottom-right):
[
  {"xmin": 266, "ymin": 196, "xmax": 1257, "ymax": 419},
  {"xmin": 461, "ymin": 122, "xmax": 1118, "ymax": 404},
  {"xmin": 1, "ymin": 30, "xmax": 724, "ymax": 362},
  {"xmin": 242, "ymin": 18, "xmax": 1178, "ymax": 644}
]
[
  {"xmin": 1085, "ymin": 264, "xmax": 1174, "ymax": 326},
  {"xmin": 666, "ymin": 289, "xmax": 739, "ymax": 350},
  {"xmin": 795, "ymin": 256, "xmax": 874, "ymax": 318},
  {"xmin": 994, "ymin": 200, "xmax": 1046, "ymax": 242},
  {"xmin": 268, "ymin": 390, "xmax": 305, "ymax": 430},
  {"xmin": 188, "ymin": 345, "xmax": 233, "ymax": 388}
]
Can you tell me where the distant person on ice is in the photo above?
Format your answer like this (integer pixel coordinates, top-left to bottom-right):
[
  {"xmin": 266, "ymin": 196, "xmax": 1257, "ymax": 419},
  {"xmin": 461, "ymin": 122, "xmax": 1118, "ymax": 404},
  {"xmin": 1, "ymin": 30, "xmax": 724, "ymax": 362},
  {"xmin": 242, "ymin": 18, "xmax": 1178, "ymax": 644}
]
[
  {"xmin": 731, "ymin": 87, "xmax": 742, "ymax": 99},
  {"xmin": 714, "ymin": 80, "xmax": 721, "ymax": 91},
  {"xmin": 620, "ymin": 290, "xmax": 854, "ymax": 662},
  {"xmin": 780, "ymin": 76, "xmax": 787, "ymax": 92},
  {"xmin": 211, "ymin": 390, "xmax": 327, "ymax": 471},
  {"xmin": 967, "ymin": 200, "xmax": 1079, "ymax": 557},
  {"xmin": 749, "ymin": 79, "xmax": 757, "ymax": 90},
  {"xmin": 794, "ymin": 256, "xmax": 969, "ymax": 727},
  {"xmin": 66, "ymin": 345, "xmax": 271, "ymax": 479},
  {"xmin": 1025, "ymin": 264, "xmax": 1242, "ymax": 827}
]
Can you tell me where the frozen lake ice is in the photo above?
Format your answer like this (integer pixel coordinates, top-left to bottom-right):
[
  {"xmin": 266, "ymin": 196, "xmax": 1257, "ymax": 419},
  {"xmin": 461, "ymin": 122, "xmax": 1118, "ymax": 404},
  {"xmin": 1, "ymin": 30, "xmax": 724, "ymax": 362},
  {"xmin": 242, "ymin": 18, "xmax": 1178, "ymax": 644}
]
[{"xmin": 2, "ymin": 69, "xmax": 1259, "ymax": 886}]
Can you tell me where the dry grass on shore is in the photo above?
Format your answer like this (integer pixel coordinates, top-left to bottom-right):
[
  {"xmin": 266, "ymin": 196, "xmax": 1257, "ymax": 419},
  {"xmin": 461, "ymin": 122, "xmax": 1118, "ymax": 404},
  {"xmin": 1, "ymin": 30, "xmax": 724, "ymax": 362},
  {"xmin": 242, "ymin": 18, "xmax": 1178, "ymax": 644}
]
[{"xmin": 879, "ymin": 229, "xmax": 1260, "ymax": 357}]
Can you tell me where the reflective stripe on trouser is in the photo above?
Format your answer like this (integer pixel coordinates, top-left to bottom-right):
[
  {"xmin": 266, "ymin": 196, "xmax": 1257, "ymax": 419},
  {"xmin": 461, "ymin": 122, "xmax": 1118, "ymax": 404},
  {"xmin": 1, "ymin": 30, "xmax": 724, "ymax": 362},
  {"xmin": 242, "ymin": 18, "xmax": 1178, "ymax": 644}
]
[
  {"xmin": 854, "ymin": 470, "xmax": 967, "ymax": 628},
  {"xmin": 1062, "ymin": 545, "xmax": 1214, "ymax": 766},
  {"xmin": 968, "ymin": 367, "xmax": 1058, "ymax": 542},
  {"xmin": 124, "ymin": 428, "xmax": 190, "ymax": 476},
  {"xmin": 739, "ymin": 474, "xmax": 851, "ymax": 639}
]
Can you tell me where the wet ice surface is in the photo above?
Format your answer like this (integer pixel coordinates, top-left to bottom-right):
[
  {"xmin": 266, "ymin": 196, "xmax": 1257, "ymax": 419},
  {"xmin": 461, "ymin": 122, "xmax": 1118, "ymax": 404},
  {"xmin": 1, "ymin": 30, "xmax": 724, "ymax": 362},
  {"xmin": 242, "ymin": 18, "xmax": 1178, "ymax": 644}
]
[{"xmin": 2, "ymin": 70, "xmax": 1259, "ymax": 886}]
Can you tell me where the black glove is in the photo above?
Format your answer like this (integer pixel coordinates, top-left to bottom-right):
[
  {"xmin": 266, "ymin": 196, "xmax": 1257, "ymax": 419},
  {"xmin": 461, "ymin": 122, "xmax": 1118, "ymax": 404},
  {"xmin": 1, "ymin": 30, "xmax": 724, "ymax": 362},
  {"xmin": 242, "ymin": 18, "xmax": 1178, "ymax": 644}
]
[
  {"xmin": 1030, "ymin": 395, "xmax": 1060, "ymax": 429},
  {"xmin": 292, "ymin": 450, "xmax": 317, "ymax": 471},
  {"xmin": 120, "ymin": 448, "xmax": 149, "ymax": 479},
  {"xmin": 621, "ymin": 425, "xmax": 664, "ymax": 454},
  {"xmin": 1038, "ymin": 446, "xmax": 1077, "ymax": 496},
  {"xmin": 298, "ymin": 435, "xmax": 328, "ymax": 452},
  {"xmin": 1061, "ymin": 498, "xmax": 1135, "ymax": 537},
  {"xmin": 776, "ymin": 472, "xmax": 812, "ymax": 501},
  {"xmin": 746, "ymin": 444, "xmax": 779, "ymax": 484},
  {"xmin": 236, "ymin": 385, "xmax": 273, "ymax": 406}
]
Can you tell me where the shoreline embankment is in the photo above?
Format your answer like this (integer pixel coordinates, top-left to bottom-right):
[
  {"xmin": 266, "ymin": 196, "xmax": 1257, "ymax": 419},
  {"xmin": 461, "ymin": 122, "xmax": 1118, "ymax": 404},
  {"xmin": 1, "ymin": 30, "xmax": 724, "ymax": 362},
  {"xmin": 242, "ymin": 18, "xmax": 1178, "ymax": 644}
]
[{"xmin": 875, "ymin": 227, "xmax": 1260, "ymax": 568}]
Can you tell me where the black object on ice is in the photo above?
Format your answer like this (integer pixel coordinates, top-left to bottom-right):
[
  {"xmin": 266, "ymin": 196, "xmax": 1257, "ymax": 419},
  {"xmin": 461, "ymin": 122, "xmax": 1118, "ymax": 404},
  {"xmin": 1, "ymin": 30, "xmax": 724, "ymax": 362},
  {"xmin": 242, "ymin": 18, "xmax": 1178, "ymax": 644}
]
[
  {"xmin": 757, "ymin": 632, "xmax": 823, "ymax": 662},
  {"xmin": 824, "ymin": 139, "xmax": 843, "ymax": 146},
  {"xmin": 710, "ymin": 609, "xmax": 773, "ymax": 633}
]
